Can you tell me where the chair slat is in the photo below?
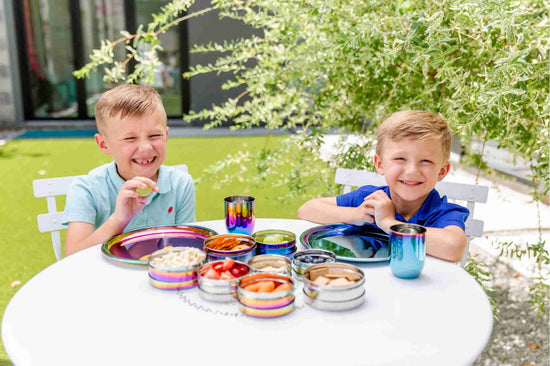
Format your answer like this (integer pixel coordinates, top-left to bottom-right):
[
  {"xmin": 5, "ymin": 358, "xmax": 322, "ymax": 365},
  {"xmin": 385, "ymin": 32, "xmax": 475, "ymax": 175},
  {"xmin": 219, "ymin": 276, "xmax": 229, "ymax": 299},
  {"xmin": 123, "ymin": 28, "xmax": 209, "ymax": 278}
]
[
  {"xmin": 465, "ymin": 219, "xmax": 484, "ymax": 237},
  {"xmin": 37, "ymin": 212, "xmax": 67, "ymax": 233},
  {"xmin": 335, "ymin": 168, "xmax": 386, "ymax": 188},
  {"xmin": 33, "ymin": 176, "xmax": 82, "ymax": 198},
  {"xmin": 435, "ymin": 182, "xmax": 489, "ymax": 203}
]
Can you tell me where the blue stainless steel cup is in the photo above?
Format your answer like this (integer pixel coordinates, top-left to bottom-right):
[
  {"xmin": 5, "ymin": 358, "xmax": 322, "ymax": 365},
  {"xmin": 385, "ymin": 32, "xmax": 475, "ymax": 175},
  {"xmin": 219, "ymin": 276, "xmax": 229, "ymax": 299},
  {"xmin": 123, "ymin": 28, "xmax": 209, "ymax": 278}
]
[
  {"xmin": 389, "ymin": 223, "xmax": 426, "ymax": 279},
  {"xmin": 224, "ymin": 195, "xmax": 255, "ymax": 235}
]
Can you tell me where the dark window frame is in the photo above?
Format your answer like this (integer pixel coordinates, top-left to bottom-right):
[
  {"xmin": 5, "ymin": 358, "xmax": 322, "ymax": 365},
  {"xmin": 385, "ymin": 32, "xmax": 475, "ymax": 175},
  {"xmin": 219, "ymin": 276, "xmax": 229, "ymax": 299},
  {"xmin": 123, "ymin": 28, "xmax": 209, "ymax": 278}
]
[{"xmin": 13, "ymin": 0, "xmax": 189, "ymax": 121}]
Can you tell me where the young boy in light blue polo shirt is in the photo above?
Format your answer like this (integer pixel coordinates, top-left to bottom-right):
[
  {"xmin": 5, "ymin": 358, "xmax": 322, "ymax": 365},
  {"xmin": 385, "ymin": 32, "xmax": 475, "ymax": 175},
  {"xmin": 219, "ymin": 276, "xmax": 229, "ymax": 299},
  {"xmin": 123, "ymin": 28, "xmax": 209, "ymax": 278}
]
[
  {"xmin": 64, "ymin": 85, "xmax": 195, "ymax": 256},
  {"xmin": 297, "ymin": 110, "xmax": 469, "ymax": 262}
]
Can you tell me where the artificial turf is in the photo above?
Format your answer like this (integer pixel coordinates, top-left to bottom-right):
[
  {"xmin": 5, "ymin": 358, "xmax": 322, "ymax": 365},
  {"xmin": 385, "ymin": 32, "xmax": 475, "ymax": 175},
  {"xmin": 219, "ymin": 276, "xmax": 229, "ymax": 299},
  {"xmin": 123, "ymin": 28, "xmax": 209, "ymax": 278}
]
[{"xmin": 0, "ymin": 134, "xmax": 312, "ymax": 363}]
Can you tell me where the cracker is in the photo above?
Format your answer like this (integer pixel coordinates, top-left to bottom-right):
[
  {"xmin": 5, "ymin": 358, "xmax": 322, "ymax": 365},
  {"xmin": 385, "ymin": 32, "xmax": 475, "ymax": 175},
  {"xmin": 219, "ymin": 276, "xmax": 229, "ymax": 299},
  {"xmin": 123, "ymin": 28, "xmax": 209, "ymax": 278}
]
[
  {"xmin": 308, "ymin": 267, "xmax": 329, "ymax": 281},
  {"xmin": 327, "ymin": 270, "xmax": 361, "ymax": 282},
  {"xmin": 313, "ymin": 276, "xmax": 330, "ymax": 286},
  {"xmin": 328, "ymin": 277, "xmax": 351, "ymax": 286}
]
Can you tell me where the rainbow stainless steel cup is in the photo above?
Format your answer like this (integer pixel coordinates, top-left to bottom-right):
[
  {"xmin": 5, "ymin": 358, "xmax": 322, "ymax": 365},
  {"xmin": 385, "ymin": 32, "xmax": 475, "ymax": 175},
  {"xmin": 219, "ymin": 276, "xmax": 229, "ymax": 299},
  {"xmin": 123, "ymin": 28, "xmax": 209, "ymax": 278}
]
[
  {"xmin": 389, "ymin": 223, "xmax": 426, "ymax": 279},
  {"xmin": 224, "ymin": 195, "xmax": 255, "ymax": 235}
]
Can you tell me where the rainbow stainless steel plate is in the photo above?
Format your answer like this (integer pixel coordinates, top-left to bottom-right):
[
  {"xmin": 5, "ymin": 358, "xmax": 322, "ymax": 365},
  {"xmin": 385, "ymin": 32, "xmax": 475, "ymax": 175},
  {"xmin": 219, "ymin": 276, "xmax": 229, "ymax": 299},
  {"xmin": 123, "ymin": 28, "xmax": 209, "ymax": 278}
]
[
  {"xmin": 102, "ymin": 225, "xmax": 217, "ymax": 266},
  {"xmin": 300, "ymin": 223, "xmax": 389, "ymax": 263}
]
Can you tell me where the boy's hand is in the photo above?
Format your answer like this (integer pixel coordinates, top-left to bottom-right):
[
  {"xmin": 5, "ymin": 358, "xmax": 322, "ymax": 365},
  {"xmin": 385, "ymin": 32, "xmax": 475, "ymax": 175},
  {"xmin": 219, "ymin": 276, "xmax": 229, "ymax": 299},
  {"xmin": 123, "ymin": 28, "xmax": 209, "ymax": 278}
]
[
  {"xmin": 363, "ymin": 190, "xmax": 398, "ymax": 233},
  {"xmin": 111, "ymin": 177, "xmax": 159, "ymax": 228},
  {"xmin": 347, "ymin": 204, "xmax": 376, "ymax": 226}
]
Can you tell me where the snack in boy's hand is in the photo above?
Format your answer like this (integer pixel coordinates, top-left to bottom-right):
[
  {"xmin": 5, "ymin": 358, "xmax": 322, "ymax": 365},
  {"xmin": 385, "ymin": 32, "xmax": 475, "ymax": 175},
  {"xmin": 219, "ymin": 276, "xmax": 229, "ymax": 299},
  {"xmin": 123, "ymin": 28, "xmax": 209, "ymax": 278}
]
[{"xmin": 136, "ymin": 186, "xmax": 153, "ymax": 197}]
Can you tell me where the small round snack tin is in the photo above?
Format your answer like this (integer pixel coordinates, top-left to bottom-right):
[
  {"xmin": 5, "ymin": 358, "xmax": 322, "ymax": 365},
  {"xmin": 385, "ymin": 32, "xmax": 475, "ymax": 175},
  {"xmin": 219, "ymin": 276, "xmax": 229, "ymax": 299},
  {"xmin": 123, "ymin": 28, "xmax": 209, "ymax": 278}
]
[
  {"xmin": 148, "ymin": 247, "xmax": 206, "ymax": 290},
  {"xmin": 237, "ymin": 273, "xmax": 295, "ymax": 318},
  {"xmin": 197, "ymin": 259, "xmax": 251, "ymax": 302},
  {"xmin": 303, "ymin": 263, "xmax": 365, "ymax": 311},
  {"xmin": 292, "ymin": 249, "xmax": 336, "ymax": 281},
  {"xmin": 252, "ymin": 229, "xmax": 297, "ymax": 257},
  {"xmin": 203, "ymin": 234, "xmax": 257, "ymax": 263},
  {"xmin": 248, "ymin": 254, "xmax": 292, "ymax": 276}
]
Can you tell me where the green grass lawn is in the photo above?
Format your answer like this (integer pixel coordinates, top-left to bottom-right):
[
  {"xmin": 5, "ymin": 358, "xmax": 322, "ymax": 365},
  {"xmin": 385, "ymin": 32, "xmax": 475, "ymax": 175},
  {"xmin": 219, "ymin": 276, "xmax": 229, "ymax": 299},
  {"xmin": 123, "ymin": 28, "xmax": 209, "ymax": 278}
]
[{"xmin": 0, "ymin": 134, "xmax": 315, "ymax": 363}]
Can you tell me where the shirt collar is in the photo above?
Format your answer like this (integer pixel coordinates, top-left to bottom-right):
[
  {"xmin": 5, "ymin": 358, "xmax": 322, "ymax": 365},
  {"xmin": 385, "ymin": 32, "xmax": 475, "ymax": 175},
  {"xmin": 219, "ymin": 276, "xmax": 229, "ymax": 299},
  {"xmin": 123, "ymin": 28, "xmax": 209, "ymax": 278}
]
[
  {"xmin": 383, "ymin": 187, "xmax": 440, "ymax": 223},
  {"xmin": 156, "ymin": 165, "xmax": 171, "ymax": 194}
]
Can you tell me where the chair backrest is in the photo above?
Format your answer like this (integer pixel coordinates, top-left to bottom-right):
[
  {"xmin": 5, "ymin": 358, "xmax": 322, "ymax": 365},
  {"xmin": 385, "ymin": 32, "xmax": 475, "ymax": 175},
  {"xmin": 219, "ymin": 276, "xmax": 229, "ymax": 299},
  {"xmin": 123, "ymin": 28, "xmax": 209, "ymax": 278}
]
[
  {"xmin": 335, "ymin": 168, "xmax": 489, "ymax": 267},
  {"xmin": 33, "ymin": 164, "xmax": 189, "ymax": 260}
]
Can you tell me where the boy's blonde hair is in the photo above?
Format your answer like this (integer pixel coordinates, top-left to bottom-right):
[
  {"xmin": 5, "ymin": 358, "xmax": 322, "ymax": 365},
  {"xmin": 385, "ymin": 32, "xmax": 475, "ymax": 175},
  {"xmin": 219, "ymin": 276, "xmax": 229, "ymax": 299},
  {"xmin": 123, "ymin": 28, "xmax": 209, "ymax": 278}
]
[
  {"xmin": 94, "ymin": 84, "xmax": 167, "ymax": 134},
  {"xmin": 376, "ymin": 110, "xmax": 452, "ymax": 161}
]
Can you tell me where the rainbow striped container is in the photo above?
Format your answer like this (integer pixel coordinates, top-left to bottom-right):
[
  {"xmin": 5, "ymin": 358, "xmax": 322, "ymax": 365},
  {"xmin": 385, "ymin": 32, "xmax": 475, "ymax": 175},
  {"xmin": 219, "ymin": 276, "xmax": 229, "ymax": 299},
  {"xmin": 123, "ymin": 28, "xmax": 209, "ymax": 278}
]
[
  {"xmin": 148, "ymin": 247, "xmax": 205, "ymax": 290},
  {"xmin": 237, "ymin": 273, "xmax": 295, "ymax": 318},
  {"xmin": 252, "ymin": 229, "xmax": 297, "ymax": 257}
]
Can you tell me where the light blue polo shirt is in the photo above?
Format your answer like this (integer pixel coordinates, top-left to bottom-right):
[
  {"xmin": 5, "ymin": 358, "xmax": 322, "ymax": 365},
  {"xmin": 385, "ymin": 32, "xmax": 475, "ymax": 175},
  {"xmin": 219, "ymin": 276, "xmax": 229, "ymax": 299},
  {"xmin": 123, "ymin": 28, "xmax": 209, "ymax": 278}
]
[{"xmin": 64, "ymin": 161, "xmax": 195, "ymax": 232}]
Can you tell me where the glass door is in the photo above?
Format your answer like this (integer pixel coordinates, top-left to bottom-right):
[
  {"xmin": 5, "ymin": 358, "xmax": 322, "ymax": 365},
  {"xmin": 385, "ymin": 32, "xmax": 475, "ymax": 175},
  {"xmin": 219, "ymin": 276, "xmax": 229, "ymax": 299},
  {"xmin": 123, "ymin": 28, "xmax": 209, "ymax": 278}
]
[{"xmin": 14, "ymin": 0, "xmax": 189, "ymax": 121}]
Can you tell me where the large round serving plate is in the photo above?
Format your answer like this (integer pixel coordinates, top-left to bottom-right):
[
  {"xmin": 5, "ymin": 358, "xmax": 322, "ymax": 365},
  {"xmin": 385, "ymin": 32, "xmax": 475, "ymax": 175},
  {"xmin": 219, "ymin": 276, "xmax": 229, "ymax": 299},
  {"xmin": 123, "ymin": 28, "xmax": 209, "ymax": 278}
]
[
  {"xmin": 102, "ymin": 225, "xmax": 217, "ymax": 266},
  {"xmin": 300, "ymin": 224, "xmax": 389, "ymax": 263}
]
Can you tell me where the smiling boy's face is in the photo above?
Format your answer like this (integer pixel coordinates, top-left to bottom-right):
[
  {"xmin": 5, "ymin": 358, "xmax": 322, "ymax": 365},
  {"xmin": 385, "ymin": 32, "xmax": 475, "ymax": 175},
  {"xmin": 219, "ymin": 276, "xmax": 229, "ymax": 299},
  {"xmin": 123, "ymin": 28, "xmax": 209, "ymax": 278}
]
[
  {"xmin": 374, "ymin": 137, "xmax": 450, "ymax": 208},
  {"xmin": 94, "ymin": 106, "xmax": 169, "ymax": 182}
]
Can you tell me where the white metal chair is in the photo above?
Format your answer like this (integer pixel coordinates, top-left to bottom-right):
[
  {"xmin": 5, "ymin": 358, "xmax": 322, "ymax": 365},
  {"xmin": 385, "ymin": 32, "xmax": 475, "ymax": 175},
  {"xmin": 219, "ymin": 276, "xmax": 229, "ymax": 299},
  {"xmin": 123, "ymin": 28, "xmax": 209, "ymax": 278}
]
[
  {"xmin": 335, "ymin": 168, "xmax": 489, "ymax": 267},
  {"xmin": 33, "ymin": 164, "xmax": 188, "ymax": 260}
]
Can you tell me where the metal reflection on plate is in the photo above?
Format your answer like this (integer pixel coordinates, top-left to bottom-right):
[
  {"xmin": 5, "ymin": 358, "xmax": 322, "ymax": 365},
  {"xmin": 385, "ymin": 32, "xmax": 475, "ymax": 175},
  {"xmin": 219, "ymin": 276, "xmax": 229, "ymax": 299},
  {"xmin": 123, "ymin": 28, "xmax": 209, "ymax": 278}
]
[
  {"xmin": 102, "ymin": 225, "xmax": 218, "ymax": 266},
  {"xmin": 300, "ymin": 224, "xmax": 390, "ymax": 262}
]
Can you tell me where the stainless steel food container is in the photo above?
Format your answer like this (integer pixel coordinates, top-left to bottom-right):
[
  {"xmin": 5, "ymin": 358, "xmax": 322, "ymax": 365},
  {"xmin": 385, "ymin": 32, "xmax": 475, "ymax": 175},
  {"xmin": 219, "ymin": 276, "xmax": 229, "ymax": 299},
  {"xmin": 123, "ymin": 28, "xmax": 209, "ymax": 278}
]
[
  {"xmin": 252, "ymin": 229, "xmax": 297, "ymax": 257},
  {"xmin": 148, "ymin": 247, "xmax": 205, "ymax": 290},
  {"xmin": 197, "ymin": 261, "xmax": 251, "ymax": 302},
  {"xmin": 203, "ymin": 234, "xmax": 257, "ymax": 263},
  {"xmin": 302, "ymin": 263, "xmax": 365, "ymax": 311},
  {"xmin": 237, "ymin": 273, "xmax": 295, "ymax": 318},
  {"xmin": 292, "ymin": 249, "xmax": 336, "ymax": 281},
  {"xmin": 248, "ymin": 254, "xmax": 292, "ymax": 276}
]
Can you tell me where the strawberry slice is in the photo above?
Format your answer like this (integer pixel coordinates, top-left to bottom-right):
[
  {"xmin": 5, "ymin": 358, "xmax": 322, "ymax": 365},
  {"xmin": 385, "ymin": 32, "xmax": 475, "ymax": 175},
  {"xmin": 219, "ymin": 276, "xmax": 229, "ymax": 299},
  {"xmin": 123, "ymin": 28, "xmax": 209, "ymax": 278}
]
[
  {"xmin": 222, "ymin": 257, "xmax": 235, "ymax": 271},
  {"xmin": 220, "ymin": 271, "xmax": 235, "ymax": 280},
  {"xmin": 204, "ymin": 268, "xmax": 221, "ymax": 280}
]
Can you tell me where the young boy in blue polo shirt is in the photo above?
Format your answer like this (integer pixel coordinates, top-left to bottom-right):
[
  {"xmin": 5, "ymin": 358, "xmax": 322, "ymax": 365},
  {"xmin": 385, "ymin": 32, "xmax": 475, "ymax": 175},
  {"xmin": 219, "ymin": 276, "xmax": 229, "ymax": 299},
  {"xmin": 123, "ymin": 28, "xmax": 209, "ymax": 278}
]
[
  {"xmin": 64, "ymin": 85, "xmax": 195, "ymax": 256},
  {"xmin": 297, "ymin": 110, "xmax": 469, "ymax": 262}
]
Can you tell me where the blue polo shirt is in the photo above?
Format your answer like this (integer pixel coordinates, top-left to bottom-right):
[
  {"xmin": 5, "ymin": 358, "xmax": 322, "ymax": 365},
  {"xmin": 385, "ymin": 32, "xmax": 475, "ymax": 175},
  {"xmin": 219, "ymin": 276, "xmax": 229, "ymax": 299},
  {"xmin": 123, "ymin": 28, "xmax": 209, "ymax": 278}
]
[
  {"xmin": 64, "ymin": 161, "xmax": 196, "ymax": 232},
  {"xmin": 336, "ymin": 185, "xmax": 469, "ymax": 230}
]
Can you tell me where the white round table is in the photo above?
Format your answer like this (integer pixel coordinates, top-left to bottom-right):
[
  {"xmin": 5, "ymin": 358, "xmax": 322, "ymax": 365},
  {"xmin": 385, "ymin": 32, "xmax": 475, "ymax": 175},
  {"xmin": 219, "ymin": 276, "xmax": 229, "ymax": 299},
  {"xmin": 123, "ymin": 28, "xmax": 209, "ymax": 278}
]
[{"xmin": 2, "ymin": 219, "xmax": 492, "ymax": 366}]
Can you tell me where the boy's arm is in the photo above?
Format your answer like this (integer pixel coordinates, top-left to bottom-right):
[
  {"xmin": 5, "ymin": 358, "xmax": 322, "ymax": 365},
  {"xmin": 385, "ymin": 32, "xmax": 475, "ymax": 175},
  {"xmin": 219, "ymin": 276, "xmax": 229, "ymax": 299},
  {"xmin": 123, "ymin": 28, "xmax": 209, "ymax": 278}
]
[
  {"xmin": 65, "ymin": 177, "xmax": 159, "ymax": 256},
  {"xmin": 363, "ymin": 191, "xmax": 467, "ymax": 262},
  {"xmin": 297, "ymin": 197, "xmax": 375, "ymax": 226},
  {"xmin": 65, "ymin": 218, "xmax": 128, "ymax": 256},
  {"xmin": 424, "ymin": 226, "xmax": 467, "ymax": 263}
]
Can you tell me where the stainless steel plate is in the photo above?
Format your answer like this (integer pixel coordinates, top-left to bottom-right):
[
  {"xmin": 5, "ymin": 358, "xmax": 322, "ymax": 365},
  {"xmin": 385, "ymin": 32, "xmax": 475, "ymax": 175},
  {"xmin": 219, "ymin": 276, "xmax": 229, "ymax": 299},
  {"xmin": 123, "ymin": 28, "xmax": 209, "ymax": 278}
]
[
  {"xmin": 300, "ymin": 224, "xmax": 389, "ymax": 263},
  {"xmin": 102, "ymin": 225, "xmax": 217, "ymax": 266}
]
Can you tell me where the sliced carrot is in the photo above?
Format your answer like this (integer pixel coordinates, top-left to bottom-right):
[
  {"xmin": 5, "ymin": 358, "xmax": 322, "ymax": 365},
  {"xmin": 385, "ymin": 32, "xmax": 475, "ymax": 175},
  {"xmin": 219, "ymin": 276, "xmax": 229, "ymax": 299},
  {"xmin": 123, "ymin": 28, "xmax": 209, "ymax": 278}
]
[
  {"xmin": 257, "ymin": 281, "xmax": 276, "ymax": 293},
  {"xmin": 243, "ymin": 282, "xmax": 262, "ymax": 292},
  {"xmin": 273, "ymin": 283, "xmax": 292, "ymax": 292}
]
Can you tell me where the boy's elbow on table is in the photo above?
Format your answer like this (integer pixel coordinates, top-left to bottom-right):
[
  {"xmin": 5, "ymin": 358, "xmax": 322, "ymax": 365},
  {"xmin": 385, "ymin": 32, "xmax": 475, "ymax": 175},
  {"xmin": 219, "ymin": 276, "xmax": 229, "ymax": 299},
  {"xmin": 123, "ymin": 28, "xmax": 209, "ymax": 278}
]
[{"xmin": 427, "ymin": 226, "xmax": 468, "ymax": 263}]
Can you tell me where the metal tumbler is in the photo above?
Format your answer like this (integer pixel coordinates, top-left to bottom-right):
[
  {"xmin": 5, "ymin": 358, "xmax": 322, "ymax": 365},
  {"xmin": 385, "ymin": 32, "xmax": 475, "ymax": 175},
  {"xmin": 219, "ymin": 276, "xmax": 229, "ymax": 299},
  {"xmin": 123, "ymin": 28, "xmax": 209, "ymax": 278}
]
[
  {"xmin": 389, "ymin": 223, "xmax": 426, "ymax": 279},
  {"xmin": 224, "ymin": 195, "xmax": 255, "ymax": 235}
]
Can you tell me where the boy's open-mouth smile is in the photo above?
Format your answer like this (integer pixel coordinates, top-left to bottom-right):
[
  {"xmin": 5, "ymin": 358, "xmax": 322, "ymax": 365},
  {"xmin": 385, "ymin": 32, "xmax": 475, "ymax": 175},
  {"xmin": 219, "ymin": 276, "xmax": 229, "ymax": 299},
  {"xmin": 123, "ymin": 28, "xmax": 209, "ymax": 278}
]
[
  {"xmin": 399, "ymin": 179, "xmax": 423, "ymax": 187},
  {"xmin": 132, "ymin": 157, "xmax": 157, "ymax": 166}
]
